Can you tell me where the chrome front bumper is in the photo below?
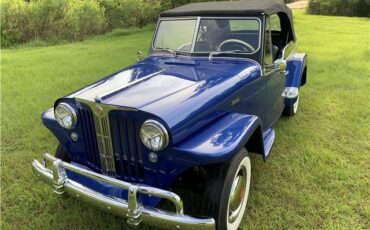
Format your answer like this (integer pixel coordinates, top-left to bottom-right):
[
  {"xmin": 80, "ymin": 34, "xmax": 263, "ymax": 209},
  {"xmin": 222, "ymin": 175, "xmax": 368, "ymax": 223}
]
[{"xmin": 32, "ymin": 153, "xmax": 215, "ymax": 230}]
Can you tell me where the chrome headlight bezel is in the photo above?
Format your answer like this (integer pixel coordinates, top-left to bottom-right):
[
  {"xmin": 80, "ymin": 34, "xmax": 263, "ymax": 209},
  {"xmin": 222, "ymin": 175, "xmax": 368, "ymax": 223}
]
[
  {"xmin": 54, "ymin": 102, "xmax": 77, "ymax": 130},
  {"xmin": 140, "ymin": 119, "xmax": 169, "ymax": 151}
]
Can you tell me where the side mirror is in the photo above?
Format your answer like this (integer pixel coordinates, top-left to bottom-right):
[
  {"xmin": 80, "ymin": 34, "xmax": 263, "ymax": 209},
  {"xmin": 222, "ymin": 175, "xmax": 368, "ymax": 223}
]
[
  {"xmin": 137, "ymin": 51, "xmax": 144, "ymax": 61},
  {"xmin": 274, "ymin": 58, "xmax": 287, "ymax": 73}
]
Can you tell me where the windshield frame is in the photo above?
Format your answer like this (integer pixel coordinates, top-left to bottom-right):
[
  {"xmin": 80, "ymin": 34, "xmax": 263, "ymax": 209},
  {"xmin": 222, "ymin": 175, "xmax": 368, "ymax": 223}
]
[{"xmin": 151, "ymin": 16, "xmax": 262, "ymax": 56}]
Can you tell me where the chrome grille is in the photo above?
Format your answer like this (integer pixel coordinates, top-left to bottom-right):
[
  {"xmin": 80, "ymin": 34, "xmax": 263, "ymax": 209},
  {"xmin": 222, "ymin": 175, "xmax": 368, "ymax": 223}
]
[
  {"xmin": 77, "ymin": 99, "xmax": 144, "ymax": 180},
  {"xmin": 93, "ymin": 110, "xmax": 116, "ymax": 176},
  {"xmin": 79, "ymin": 107, "xmax": 101, "ymax": 171},
  {"xmin": 110, "ymin": 113, "xmax": 144, "ymax": 181}
]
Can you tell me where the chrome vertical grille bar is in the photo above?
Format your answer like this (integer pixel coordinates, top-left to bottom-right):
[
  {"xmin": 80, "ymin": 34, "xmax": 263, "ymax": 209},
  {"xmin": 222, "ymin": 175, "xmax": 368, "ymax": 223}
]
[{"xmin": 93, "ymin": 110, "xmax": 116, "ymax": 176}]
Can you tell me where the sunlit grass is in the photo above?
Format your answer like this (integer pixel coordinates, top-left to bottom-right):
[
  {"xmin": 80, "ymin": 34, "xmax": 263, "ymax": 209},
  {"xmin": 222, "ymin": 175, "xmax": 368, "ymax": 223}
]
[{"xmin": 1, "ymin": 10, "xmax": 369, "ymax": 229}]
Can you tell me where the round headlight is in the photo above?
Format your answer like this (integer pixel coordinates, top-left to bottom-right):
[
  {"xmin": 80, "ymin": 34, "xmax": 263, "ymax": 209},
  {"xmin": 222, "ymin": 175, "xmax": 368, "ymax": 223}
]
[
  {"xmin": 55, "ymin": 102, "xmax": 77, "ymax": 129},
  {"xmin": 140, "ymin": 120, "xmax": 169, "ymax": 151}
]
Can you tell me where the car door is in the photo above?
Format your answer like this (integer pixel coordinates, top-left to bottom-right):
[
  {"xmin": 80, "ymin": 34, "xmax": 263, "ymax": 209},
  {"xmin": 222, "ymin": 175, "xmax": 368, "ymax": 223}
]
[{"xmin": 263, "ymin": 16, "xmax": 286, "ymax": 128}]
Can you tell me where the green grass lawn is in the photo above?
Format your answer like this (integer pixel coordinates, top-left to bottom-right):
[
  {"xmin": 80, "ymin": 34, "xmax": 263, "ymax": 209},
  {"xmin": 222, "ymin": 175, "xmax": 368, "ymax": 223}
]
[{"xmin": 1, "ymin": 10, "xmax": 369, "ymax": 229}]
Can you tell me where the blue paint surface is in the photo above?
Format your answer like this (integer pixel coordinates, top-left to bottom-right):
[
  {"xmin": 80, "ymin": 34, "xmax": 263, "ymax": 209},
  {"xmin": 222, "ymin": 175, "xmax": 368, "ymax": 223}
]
[{"xmin": 42, "ymin": 52, "xmax": 307, "ymax": 208}]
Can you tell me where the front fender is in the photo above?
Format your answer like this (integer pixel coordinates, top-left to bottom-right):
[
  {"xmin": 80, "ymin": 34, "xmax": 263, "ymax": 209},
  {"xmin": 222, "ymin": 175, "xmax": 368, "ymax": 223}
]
[{"xmin": 173, "ymin": 113, "xmax": 262, "ymax": 165}]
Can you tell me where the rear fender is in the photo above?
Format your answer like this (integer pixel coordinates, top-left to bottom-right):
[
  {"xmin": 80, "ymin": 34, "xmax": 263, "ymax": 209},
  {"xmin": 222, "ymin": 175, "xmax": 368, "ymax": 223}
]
[
  {"xmin": 173, "ymin": 113, "xmax": 264, "ymax": 165},
  {"xmin": 284, "ymin": 53, "xmax": 308, "ymax": 106}
]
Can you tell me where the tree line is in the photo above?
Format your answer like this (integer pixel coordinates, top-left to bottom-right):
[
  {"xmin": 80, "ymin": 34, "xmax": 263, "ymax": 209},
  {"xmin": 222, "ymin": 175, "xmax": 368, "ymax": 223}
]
[{"xmin": 1, "ymin": 0, "xmax": 299, "ymax": 48}]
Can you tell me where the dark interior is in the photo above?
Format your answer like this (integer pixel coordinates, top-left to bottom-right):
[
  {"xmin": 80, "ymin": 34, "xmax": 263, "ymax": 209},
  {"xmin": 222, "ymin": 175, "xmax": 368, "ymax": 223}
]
[
  {"xmin": 193, "ymin": 19, "xmax": 260, "ymax": 53},
  {"xmin": 270, "ymin": 13, "xmax": 295, "ymax": 60}
]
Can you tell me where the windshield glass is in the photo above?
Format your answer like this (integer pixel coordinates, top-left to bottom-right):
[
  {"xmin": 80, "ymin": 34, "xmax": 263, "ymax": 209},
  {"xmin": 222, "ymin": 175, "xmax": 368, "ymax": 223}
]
[
  {"xmin": 153, "ymin": 18, "xmax": 260, "ymax": 54},
  {"xmin": 153, "ymin": 19, "xmax": 197, "ymax": 52}
]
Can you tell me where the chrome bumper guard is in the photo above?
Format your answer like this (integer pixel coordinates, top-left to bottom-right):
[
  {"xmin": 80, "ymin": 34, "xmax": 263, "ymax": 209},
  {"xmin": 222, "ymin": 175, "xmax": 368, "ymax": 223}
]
[{"xmin": 32, "ymin": 153, "xmax": 215, "ymax": 230}]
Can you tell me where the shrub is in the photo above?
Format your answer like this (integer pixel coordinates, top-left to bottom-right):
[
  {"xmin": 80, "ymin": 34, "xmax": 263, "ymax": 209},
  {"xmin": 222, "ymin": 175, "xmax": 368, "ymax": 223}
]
[
  {"xmin": 1, "ymin": 0, "xmax": 300, "ymax": 48},
  {"xmin": 1, "ymin": 0, "xmax": 68, "ymax": 46},
  {"xmin": 65, "ymin": 0, "xmax": 106, "ymax": 40},
  {"xmin": 97, "ymin": 0, "xmax": 125, "ymax": 30},
  {"xmin": 308, "ymin": 0, "xmax": 369, "ymax": 17},
  {"xmin": 118, "ymin": 0, "xmax": 161, "ymax": 27},
  {"xmin": 0, "ymin": 0, "xmax": 163, "ymax": 47}
]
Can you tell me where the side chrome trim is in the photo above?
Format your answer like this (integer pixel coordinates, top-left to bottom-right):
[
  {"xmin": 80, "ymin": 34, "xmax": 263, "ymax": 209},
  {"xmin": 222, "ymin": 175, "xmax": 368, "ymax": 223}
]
[{"xmin": 32, "ymin": 153, "xmax": 215, "ymax": 230}]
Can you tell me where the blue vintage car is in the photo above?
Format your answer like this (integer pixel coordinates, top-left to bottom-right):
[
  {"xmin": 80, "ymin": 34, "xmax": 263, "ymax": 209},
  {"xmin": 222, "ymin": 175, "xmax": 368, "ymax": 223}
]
[{"xmin": 32, "ymin": 0, "xmax": 307, "ymax": 229}]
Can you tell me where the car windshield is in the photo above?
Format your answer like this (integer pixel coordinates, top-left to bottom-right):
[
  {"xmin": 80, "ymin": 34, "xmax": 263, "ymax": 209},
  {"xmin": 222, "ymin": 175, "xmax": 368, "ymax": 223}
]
[{"xmin": 153, "ymin": 18, "xmax": 261, "ymax": 54}]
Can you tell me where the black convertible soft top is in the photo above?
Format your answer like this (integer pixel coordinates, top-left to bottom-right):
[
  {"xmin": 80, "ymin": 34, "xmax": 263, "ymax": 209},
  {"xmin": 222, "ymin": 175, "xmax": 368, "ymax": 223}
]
[
  {"xmin": 160, "ymin": 0, "xmax": 295, "ymax": 41},
  {"xmin": 160, "ymin": 0, "xmax": 292, "ymax": 18}
]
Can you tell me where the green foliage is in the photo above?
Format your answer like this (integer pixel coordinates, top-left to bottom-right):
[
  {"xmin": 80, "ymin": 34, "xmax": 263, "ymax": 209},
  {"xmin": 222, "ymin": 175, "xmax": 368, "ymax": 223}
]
[
  {"xmin": 308, "ymin": 0, "xmax": 369, "ymax": 17},
  {"xmin": 0, "ymin": 0, "xmax": 302, "ymax": 47},
  {"xmin": 119, "ymin": 0, "xmax": 161, "ymax": 27},
  {"xmin": 1, "ymin": 0, "xmax": 68, "ymax": 46},
  {"xmin": 97, "ymin": 0, "xmax": 125, "ymax": 30},
  {"xmin": 0, "ymin": 0, "xmax": 162, "ymax": 47},
  {"xmin": 65, "ymin": 0, "xmax": 106, "ymax": 40}
]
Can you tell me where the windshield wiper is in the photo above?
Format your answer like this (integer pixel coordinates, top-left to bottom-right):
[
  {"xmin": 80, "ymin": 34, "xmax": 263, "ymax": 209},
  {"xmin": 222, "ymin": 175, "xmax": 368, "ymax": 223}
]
[
  {"xmin": 209, "ymin": 50, "xmax": 247, "ymax": 60},
  {"xmin": 154, "ymin": 47, "xmax": 177, "ymax": 56}
]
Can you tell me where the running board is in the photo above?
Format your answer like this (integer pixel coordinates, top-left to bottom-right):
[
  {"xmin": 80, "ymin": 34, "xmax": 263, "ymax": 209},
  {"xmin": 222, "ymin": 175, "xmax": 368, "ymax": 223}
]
[{"xmin": 262, "ymin": 128, "xmax": 275, "ymax": 161}]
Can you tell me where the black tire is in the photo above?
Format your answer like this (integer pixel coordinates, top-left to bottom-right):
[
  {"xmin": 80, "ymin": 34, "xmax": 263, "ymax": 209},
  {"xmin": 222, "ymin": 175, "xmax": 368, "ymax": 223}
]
[
  {"xmin": 55, "ymin": 144, "xmax": 71, "ymax": 162},
  {"xmin": 201, "ymin": 148, "xmax": 251, "ymax": 230},
  {"xmin": 283, "ymin": 95, "xmax": 300, "ymax": 117}
]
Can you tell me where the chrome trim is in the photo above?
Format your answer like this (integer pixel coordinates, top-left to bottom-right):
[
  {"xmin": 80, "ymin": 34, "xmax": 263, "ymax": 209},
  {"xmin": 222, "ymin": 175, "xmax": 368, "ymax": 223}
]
[
  {"xmin": 93, "ymin": 106, "xmax": 116, "ymax": 176},
  {"xmin": 76, "ymin": 98, "xmax": 137, "ymax": 112},
  {"xmin": 190, "ymin": 17, "xmax": 201, "ymax": 53},
  {"xmin": 293, "ymin": 95, "xmax": 300, "ymax": 114},
  {"xmin": 55, "ymin": 102, "xmax": 77, "ymax": 129},
  {"xmin": 282, "ymin": 87, "xmax": 299, "ymax": 98},
  {"xmin": 70, "ymin": 132, "xmax": 78, "ymax": 142},
  {"xmin": 152, "ymin": 16, "xmax": 262, "ymax": 56},
  {"xmin": 76, "ymin": 99, "xmax": 119, "ymax": 176},
  {"xmin": 273, "ymin": 58, "xmax": 287, "ymax": 75},
  {"xmin": 228, "ymin": 172, "xmax": 246, "ymax": 222},
  {"xmin": 32, "ymin": 153, "xmax": 215, "ymax": 230},
  {"xmin": 94, "ymin": 69, "xmax": 168, "ymax": 103},
  {"xmin": 75, "ymin": 98, "xmax": 137, "ymax": 176},
  {"xmin": 140, "ymin": 119, "xmax": 169, "ymax": 151},
  {"xmin": 282, "ymin": 41, "xmax": 298, "ymax": 60}
]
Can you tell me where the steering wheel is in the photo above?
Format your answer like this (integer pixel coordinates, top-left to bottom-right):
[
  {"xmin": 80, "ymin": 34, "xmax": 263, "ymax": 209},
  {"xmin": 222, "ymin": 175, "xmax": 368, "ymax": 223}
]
[{"xmin": 217, "ymin": 39, "xmax": 255, "ymax": 53}]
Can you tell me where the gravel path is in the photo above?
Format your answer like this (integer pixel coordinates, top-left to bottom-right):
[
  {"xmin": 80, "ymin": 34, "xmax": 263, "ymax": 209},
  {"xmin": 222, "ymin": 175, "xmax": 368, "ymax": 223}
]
[{"xmin": 287, "ymin": 1, "xmax": 309, "ymax": 9}]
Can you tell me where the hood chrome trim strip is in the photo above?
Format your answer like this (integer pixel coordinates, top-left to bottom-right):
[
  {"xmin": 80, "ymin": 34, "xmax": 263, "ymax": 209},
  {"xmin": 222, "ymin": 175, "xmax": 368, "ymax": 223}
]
[
  {"xmin": 76, "ymin": 98, "xmax": 138, "ymax": 112},
  {"xmin": 94, "ymin": 68, "xmax": 169, "ymax": 103}
]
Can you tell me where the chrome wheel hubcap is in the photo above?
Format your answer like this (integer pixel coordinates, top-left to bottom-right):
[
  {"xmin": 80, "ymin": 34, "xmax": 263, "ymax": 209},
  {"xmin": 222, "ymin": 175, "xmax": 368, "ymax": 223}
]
[{"xmin": 228, "ymin": 168, "xmax": 247, "ymax": 223}]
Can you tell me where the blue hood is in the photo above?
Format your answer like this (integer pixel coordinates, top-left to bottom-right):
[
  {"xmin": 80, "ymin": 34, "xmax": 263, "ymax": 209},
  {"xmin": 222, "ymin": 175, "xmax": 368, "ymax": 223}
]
[{"xmin": 71, "ymin": 55, "xmax": 261, "ymax": 144}]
